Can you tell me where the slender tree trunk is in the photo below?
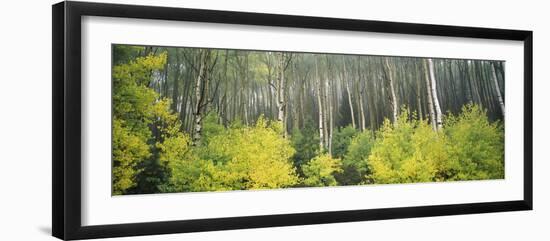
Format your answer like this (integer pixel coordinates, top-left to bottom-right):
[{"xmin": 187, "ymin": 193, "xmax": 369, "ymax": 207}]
[
  {"xmin": 357, "ymin": 57, "xmax": 366, "ymax": 131},
  {"xmin": 427, "ymin": 58, "xmax": 443, "ymax": 130},
  {"xmin": 459, "ymin": 61, "xmax": 473, "ymax": 103},
  {"xmin": 243, "ymin": 54, "xmax": 250, "ymax": 126},
  {"xmin": 266, "ymin": 69, "xmax": 274, "ymax": 119},
  {"xmin": 367, "ymin": 80, "xmax": 376, "ymax": 131},
  {"xmin": 446, "ymin": 60, "xmax": 459, "ymax": 111},
  {"xmin": 476, "ymin": 62, "xmax": 493, "ymax": 113},
  {"xmin": 159, "ymin": 58, "xmax": 168, "ymax": 98},
  {"xmin": 383, "ymin": 57, "xmax": 399, "ymax": 125},
  {"xmin": 491, "ymin": 62, "xmax": 505, "ymax": 117},
  {"xmin": 324, "ymin": 56, "xmax": 332, "ymax": 155},
  {"xmin": 415, "ymin": 62, "xmax": 423, "ymax": 120},
  {"xmin": 276, "ymin": 53, "xmax": 287, "ymax": 137},
  {"xmin": 171, "ymin": 50, "xmax": 181, "ymax": 112},
  {"xmin": 327, "ymin": 76, "xmax": 334, "ymax": 157},
  {"xmin": 343, "ymin": 59, "xmax": 356, "ymax": 129},
  {"xmin": 231, "ymin": 69, "xmax": 238, "ymax": 122},
  {"xmin": 300, "ymin": 75, "xmax": 306, "ymax": 129},
  {"xmin": 365, "ymin": 58, "xmax": 377, "ymax": 131},
  {"xmin": 315, "ymin": 58, "xmax": 324, "ymax": 152},
  {"xmin": 221, "ymin": 50, "xmax": 229, "ymax": 125},
  {"xmin": 193, "ymin": 50, "xmax": 209, "ymax": 145},
  {"xmin": 422, "ymin": 59, "xmax": 437, "ymax": 131},
  {"xmin": 322, "ymin": 73, "xmax": 328, "ymax": 150},
  {"xmin": 358, "ymin": 89, "xmax": 366, "ymax": 131},
  {"xmin": 179, "ymin": 64, "xmax": 192, "ymax": 131},
  {"xmin": 292, "ymin": 63, "xmax": 300, "ymax": 130}
]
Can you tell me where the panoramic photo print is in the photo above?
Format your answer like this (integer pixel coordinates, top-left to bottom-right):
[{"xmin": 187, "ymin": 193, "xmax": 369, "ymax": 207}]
[{"xmin": 111, "ymin": 44, "xmax": 505, "ymax": 195}]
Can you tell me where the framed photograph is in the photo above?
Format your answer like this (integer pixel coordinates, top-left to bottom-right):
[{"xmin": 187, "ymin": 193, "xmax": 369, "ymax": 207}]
[{"xmin": 52, "ymin": 1, "xmax": 533, "ymax": 240}]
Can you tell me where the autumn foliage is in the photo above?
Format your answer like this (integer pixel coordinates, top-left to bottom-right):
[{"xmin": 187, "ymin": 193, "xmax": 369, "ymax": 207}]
[{"xmin": 111, "ymin": 46, "xmax": 505, "ymax": 195}]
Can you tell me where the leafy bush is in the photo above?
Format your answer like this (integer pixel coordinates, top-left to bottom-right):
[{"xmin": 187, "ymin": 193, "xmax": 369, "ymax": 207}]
[
  {"xmin": 445, "ymin": 104, "xmax": 504, "ymax": 180},
  {"xmin": 202, "ymin": 112, "xmax": 225, "ymax": 145},
  {"xmin": 302, "ymin": 154, "xmax": 343, "ymax": 187},
  {"xmin": 166, "ymin": 116, "xmax": 299, "ymax": 192},
  {"xmin": 337, "ymin": 130, "xmax": 374, "ymax": 185},
  {"xmin": 366, "ymin": 105, "xmax": 504, "ymax": 184},
  {"xmin": 112, "ymin": 119, "xmax": 151, "ymax": 194},
  {"xmin": 332, "ymin": 125, "xmax": 359, "ymax": 159},
  {"xmin": 112, "ymin": 52, "xmax": 169, "ymax": 195},
  {"xmin": 367, "ymin": 110, "xmax": 452, "ymax": 184},
  {"xmin": 290, "ymin": 120, "xmax": 320, "ymax": 169}
]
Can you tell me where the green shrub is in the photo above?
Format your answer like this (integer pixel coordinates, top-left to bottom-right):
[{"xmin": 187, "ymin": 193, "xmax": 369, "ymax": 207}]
[
  {"xmin": 166, "ymin": 116, "xmax": 299, "ymax": 192},
  {"xmin": 302, "ymin": 154, "xmax": 343, "ymax": 187},
  {"xmin": 337, "ymin": 130, "xmax": 374, "ymax": 185},
  {"xmin": 290, "ymin": 120, "xmax": 320, "ymax": 169},
  {"xmin": 445, "ymin": 104, "xmax": 504, "ymax": 180},
  {"xmin": 332, "ymin": 125, "xmax": 359, "ymax": 159},
  {"xmin": 367, "ymin": 110, "xmax": 452, "ymax": 184}
]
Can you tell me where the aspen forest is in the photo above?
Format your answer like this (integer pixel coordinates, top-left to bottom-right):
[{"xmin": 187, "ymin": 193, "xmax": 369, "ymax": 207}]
[{"xmin": 112, "ymin": 45, "xmax": 505, "ymax": 195}]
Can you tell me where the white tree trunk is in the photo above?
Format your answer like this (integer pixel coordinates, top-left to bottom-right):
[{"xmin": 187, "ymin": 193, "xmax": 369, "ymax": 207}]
[
  {"xmin": 423, "ymin": 60, "xmax": 437, "ymax": 131},
  {"xmin": 193, "ymin": 51, "xmax": 208, "ymax": 145},
  {"xmin": 326, "ymin": 77, "xmax": 333, "ymax": 156},
  {"xmin": 343, "ymin": 59, "xmax": 356, "ymax": 129},
  {"xmin": 427, "ymin": 58, "xmax": 443, "ymax": 130},
  {"xmin": 359, "ymin": 89, "xmax": 366, "ymax": 131},
  {"xmin": 491, "ymin": 63, "xmax": 505, "ymax": 117},
  {"xmin": 357, "ymin": 57, "xmax": 366, "ymax": 131},
  {"xmin": 384, "ymin": 58, "xmax": 399, "ymax": 125},
  {"xmin": 315, "ymin": 58, "xmax": 324, "ymax": 152},
  {"xmin": 276, "ymin": 53, "xmax": 286, "ymax": 137},
  {"xmin": 322, "ymin": 77, "xmax": 328, "ymax": 149}
]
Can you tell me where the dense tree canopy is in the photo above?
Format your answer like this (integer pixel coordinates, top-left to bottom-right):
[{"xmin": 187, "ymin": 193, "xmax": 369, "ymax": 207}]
[{"xmin": 111, "ymin": 45, "xmax": 505, "ymax": 195}]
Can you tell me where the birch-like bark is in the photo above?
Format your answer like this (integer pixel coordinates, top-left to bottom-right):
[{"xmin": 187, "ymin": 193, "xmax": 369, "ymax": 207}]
[
  {"xmin": 491, "ymin": 62, "xmax": 505, "ymax": 117},
  {"xmin": 324, "ymin": 57, "xmax": 333, "ymax": 155},
  {"xmin": 193, "ymin": 50, "xmax": 208, "ymax": 145},
  {"xmin": 357, "ymin": 57, "xmax": 366, "ymax": 131},
  {"xmin": 427, "ymin": 58, "xmax": 443, "ymax": 130},
  {"xmin": 358, "ymin": 91, "xmax": 366, "ymax": 131},
  {"xmin": 315, "ymin": 58, "xmax": 324, "ymax": 152},
  {"xmin": 423, "ymin": 60, "xmax": 436, "ymax": 131},
  {"xmin": 327, "ymin": 77, "xmax": 334, "ymax": 156},
  {"xmin": 276, "ymin": 53, "xmax": 287, "ymax": 137},
  {"xmin": 322, "ymin": 73, "xmax": 328, "ymax": 150},
  {"xmin": 343, "ymin": 59, "xmax": 356, "ymax": 129},
  {"xmin": 383, "ymin": 57, "xmax": 399, "ymax": 125}
]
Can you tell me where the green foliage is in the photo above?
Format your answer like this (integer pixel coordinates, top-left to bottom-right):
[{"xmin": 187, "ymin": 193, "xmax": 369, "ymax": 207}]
[
  {"xmin": 113, "ymin": 45, "xmax": 145, "ymax": 65},
  {"xmin": 367, "ymin": 110, "xmax": 451, "ymax": 184},
  {"xmin": 112, "ymin": 52, "xmax": 187, "ymax": 195},
  {"xmin": 366, "ymin": 105, "xmax": 503, "ymax": 184},
  {"xmin": 157, "ymin": 133, "xmax": 190, "ymax": 167},
  {"xmin": 167, "ymin": 116, "xmax": 300, "ymax": 192},
  {"xmin": 302, "ymin": 154, "xmax": 343, "ymax": 187},
  {"xmin": 337, "ymin": 130, "xmax": 374, "ymax": 185},
  {"xmin": 112, "ymin": 119, "xmax": 150, "ymax": 195},
  {"xmin": 445, "ymin": 104, "xmax": 504, "ymax": 180},
  {"xmin": 202, "ymin": 112, "xmax": 225, "ymax": 145},
  {"xmin": 290, "ymin": 119, "xmax": 320, "ymax": 169},
  {"xmin": 208, "ymin": 117, "xmax": 299, "ymax": 189},
  {"xmin": 158, "ymin": 147, "xmax": 205, "ymax": 193},
  {"xmin": 111, "ymin": 45, "xmax": 505, "ymax": 194},
  {"xmin": 332, "ymin": 125, "xmax": 359, "ymax": 159}
]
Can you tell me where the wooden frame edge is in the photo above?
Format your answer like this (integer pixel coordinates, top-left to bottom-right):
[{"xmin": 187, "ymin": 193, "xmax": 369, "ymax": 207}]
[{"xmin": 52, "ymin": 1, "xmax": 533, "ymax": 240}]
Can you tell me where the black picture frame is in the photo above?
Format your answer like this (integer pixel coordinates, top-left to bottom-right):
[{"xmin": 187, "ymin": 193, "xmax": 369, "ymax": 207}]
[{"xmin": 52, "ymin": 1, "xmax": 533, "ymax": 240}]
